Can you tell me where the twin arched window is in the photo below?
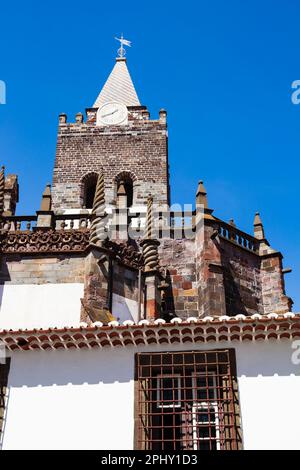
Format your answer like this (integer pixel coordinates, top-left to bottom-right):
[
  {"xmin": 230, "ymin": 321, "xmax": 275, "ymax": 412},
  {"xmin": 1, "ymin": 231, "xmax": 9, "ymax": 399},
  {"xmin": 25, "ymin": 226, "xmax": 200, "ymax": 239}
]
[{"xmin": 81, "ymin": 171, "xmax": 136, "ymax": 209}]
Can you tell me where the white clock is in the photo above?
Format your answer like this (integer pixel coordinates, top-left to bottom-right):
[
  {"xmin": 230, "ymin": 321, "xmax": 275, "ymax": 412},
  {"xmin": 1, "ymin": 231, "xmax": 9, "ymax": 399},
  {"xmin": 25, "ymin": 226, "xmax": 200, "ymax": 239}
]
[{"xmin": 97, "ymin": 102, "xmax": 128, "ymax": 126}]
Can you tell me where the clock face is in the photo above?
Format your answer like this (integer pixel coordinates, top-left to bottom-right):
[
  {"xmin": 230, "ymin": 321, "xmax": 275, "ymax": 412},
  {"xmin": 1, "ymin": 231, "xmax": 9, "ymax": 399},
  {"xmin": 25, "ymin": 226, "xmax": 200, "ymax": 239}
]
[{"xmin": 97, "ymin": 102, "xmax": 128, "ymax": 126}]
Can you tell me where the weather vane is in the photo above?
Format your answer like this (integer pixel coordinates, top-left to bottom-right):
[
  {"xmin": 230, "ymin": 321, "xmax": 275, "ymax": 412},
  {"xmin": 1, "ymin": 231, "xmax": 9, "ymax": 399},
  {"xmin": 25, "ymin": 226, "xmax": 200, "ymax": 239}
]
[{"xmin": 115, "ymin": 33, "xmax": 132, "ymax": 58}]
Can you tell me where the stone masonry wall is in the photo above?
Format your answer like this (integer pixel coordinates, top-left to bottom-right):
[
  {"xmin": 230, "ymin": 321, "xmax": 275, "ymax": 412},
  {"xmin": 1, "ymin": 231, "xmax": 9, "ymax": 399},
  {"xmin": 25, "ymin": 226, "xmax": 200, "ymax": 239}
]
[
  {"xmin": 156, "ymin": 220, "xmax": 290, "ymax": 320},
  {"xmin": 113, "ymin": 263, "xmax": 139, "ymax": 302},
  {"xmin": 0, "ymin": 255, "xmax": 85, "ymax": 285},
  {"xmin": 83, "ymin": 251, "xmax": 108, "ymax": 316},
  {"xmin": 194, "ymin": 222, "xmax": 290, "ymax": 317},
  {"xmin": 0, "ymin": 233, "xmax": 290, "ymax": 326},
  {"xmin": 158, "ymin": 238, "xmax": 197, "ymax": 320},
  {"xmin": 219, "ymin": 239, "xmax": 263, "ymax": 316},
  {"xmin": 195, "ymin": 222, "xmax": 227, "ymax": 318},
  {"xmin": 52, "ymin": 119, "xmax": 169, "ymax": 211},
  {"xmin": 260, "ymin": 254, "xmax": 291, "ymax": 314}
]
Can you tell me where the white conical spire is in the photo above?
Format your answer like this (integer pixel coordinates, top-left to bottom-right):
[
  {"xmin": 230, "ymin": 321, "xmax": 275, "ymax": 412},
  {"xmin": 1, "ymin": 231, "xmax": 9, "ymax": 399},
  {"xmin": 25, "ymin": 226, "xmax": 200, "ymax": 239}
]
[{"xmin": 93, "ymin": 58, "xmax": 140, "ymax": 108}]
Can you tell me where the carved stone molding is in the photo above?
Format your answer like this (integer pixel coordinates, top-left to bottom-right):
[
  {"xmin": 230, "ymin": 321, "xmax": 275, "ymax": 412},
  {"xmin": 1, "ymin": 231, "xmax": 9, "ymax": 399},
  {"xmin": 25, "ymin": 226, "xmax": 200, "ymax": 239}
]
[
  {"xmin": 103, "ymin": 239, "xmax": 144, "ymax": 270},
  {"xmin": 0, "ymin": 229, "xmax": 89, "ymax": 254},
  {"xmin": 0, "ymin": 228, "xmax": 145, "ymax": 270}
]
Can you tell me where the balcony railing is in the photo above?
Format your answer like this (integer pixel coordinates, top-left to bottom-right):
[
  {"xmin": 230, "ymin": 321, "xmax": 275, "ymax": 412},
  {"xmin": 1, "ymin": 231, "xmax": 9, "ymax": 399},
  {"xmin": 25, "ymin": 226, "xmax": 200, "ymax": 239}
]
[
  {"xmin": 217, "ymin": 220, "xmax": 259, "ymax": 253},
  {"xmin": 0, "ymin": 215, "xmax": 37, "ymax": 231},
  {"xmin": 0, "ymin": 213, "xmax": 92, "ymax": 232},
  {"xmin": 0, "ymin": 211, "xmax": 260, "ymax": 254}
]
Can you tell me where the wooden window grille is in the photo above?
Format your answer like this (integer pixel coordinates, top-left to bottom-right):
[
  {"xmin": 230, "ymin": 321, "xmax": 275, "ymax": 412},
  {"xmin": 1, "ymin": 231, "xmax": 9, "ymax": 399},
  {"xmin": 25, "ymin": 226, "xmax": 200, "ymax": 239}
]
[{"xmin": 134, "ymin": 350, "xmax": 242, "ymax": 450}]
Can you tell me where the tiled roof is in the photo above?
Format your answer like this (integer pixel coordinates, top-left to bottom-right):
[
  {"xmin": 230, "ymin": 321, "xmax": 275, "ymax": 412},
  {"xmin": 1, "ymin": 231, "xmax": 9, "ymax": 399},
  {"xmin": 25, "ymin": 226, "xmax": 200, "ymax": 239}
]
[
  {"xmin": 93, "ymin": 58, "xmax": 140, "ymax": 108},
  {"xmin": 0, "ymin": 313, "xmax": 299, "ymax": 351}
]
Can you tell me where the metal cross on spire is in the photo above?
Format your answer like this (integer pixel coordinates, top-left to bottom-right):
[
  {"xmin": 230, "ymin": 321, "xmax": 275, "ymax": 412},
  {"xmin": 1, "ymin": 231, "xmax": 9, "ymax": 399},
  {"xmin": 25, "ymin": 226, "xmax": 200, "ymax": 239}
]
[{"xmin": 115, "ymin": 33, "xmax": 132, "ymax": 58}]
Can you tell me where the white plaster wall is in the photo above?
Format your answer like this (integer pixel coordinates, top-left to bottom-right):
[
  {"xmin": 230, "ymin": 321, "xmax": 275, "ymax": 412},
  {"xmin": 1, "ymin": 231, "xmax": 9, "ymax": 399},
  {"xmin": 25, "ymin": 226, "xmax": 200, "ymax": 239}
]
[
  {"xmin": 236, "ymin": 341, "xmax": 300, "ymax": 450},
  {"xmin": 2, "ymin": 339, "xmax": 300, "ymax": 450},
  {"xmin": 112, "ymin": 293, "xmax": 139, "ymax": 323},
  {"xmin": 2, "ymin": 348, "xmax": 134, "ymax": 450},
  {"xmin": 0, "ymin": 283, "xmax": 84, "ymax": 330}
]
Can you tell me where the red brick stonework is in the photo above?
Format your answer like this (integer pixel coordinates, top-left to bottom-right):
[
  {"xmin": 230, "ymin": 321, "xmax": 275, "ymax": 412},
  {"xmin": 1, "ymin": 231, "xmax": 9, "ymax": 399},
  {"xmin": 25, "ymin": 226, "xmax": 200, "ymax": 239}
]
[{"xmin": 52, "ymin": 109, "xmax": 170, "ymax": 211}]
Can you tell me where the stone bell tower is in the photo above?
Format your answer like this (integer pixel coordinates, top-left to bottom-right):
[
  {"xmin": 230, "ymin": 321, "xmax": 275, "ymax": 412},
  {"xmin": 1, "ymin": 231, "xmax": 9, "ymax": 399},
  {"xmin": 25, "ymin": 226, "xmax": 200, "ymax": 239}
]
[{"xmin": 52, "ymin": 49, "xmax": 170, "ymax": 217}]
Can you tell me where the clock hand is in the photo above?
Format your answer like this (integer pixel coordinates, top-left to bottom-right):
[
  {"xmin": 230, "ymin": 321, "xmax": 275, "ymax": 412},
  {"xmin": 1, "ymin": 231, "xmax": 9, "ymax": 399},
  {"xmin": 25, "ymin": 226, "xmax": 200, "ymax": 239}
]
[{"xmin": 101, "ymin": 109, "xmax": 118, "ymax": 118}]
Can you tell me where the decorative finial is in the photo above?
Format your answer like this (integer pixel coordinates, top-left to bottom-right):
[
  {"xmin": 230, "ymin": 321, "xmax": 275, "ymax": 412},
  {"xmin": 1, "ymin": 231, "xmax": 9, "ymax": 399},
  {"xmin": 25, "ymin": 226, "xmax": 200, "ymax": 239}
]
[
  {"xmin": 117, "ymin": 180, "xmax": 127, "ymax": 196},
  {"xmin": 196, "ymin": 180, "xmax": 208, "ymax": 209},
  {"xmin": 253, "ymin": 212, "xmax": 265, "ymax": 240},
  {"xmin": 115, "ymin": 33, "xmax": 132, "ymax": 58},
  {"xmin": 40, "ymin": 183, "xmax": 52, "ymax": 211}
]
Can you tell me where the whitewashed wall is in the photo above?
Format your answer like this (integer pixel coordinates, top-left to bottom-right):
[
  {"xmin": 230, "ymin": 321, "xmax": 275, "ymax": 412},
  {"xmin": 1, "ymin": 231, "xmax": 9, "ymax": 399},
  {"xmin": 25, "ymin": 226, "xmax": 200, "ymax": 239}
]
[
  {"xmin": 2, "ymin": 339, "xmax": 300, "ymax": 450},
  {"xmin": 0, "ymin": 283, "xmax": 84, "ymax": 329},
  {"xmin": 2, "ymin": 348, "xmax": 134, "ymax": 450}
]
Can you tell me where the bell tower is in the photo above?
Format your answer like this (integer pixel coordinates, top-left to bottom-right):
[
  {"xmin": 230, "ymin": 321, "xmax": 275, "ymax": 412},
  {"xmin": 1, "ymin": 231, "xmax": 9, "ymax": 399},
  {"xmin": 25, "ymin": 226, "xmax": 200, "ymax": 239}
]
[{"xmin": 52, "ymin": 43, "xmax": 170, "ymax": 217}]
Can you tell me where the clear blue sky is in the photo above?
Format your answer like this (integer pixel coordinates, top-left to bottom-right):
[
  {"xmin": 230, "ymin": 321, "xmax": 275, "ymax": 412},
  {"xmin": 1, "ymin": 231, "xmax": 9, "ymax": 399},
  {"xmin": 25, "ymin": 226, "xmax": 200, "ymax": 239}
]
[{"xmin": 0, "ymin": 0, "xmax": 299, "ymax": 310}]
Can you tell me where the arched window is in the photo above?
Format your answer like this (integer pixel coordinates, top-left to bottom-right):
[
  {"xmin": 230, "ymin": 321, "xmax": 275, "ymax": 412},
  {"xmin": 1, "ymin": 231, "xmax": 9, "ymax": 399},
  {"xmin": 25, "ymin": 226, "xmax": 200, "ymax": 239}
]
[
  {"xmin": 85, "ymin": 180, "xmax": 97, "ymax": 209},
  {"xmin": 81, "ymin": 173, "xmax": 99, "ymax": 209},
  {"xmin": 115, "ymin": 171, "xmax": 136, "ymax": 208}
]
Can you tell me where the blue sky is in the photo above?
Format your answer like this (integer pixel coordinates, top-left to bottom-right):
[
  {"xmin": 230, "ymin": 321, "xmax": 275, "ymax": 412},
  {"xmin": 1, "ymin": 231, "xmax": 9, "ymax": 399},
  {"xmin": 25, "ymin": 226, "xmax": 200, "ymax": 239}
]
[{"xmin": 0, "ymin": 0, "xmax": 299, "ymax": 310}]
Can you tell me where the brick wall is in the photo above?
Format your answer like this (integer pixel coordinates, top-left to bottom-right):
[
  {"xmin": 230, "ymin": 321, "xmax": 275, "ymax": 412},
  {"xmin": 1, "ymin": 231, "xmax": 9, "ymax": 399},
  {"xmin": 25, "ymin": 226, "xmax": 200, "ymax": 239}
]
[{"xmin": 52, "ymin": 113, "xmax": 169, "ymax": 211}]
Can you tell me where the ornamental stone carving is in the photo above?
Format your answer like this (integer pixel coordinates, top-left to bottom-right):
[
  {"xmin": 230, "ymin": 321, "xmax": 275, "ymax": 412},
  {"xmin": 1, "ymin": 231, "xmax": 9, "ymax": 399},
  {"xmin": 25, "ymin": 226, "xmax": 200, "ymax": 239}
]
[{"xmin": 0, "ymin": 229, "xmax": 90, "ymax": 254}]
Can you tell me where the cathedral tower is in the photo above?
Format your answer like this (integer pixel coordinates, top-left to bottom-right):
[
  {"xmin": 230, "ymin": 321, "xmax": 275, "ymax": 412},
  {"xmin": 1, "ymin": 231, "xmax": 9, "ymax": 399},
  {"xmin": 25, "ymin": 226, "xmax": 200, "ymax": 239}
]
[{"xmin": 52, "ymin": 55, "xmax": 170, "ymax": 216}]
